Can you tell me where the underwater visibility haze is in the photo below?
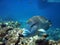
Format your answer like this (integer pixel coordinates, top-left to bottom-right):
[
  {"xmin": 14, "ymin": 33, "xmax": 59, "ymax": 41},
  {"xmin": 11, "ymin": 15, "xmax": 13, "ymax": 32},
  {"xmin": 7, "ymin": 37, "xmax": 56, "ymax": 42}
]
[
  {"xmin": 0, "ymin": 0, "xmax": 60, "ymax": 27},
  {"xmin": 0, "ymin": 0, "xmax": 60, "ymax": 45}
]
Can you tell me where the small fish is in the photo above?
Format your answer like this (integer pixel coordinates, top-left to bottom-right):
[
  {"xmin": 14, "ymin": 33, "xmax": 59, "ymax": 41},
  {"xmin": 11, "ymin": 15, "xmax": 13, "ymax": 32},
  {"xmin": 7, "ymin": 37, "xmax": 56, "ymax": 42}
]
[{"xmin": 0, "ymin": 16, "xmax": 15, "ymax": 22}]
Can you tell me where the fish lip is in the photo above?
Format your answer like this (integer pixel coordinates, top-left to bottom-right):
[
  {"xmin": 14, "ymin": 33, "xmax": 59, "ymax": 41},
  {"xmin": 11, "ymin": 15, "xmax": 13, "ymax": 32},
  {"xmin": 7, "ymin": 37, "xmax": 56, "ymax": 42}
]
[{"xmin": 38, "ymin": 29, "xmax": 46, "ymax": 32}]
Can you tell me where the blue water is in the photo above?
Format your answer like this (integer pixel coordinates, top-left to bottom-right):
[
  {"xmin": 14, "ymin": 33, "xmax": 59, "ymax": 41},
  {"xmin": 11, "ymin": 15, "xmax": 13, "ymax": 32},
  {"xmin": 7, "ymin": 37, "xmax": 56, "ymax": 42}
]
[
  {"xmin": 0, "ymin": 0, "xmax": 60, "ymax": 41},
  {"xmin": 0, "ymin": 0, "xmax": 60, "ymax": 27}
]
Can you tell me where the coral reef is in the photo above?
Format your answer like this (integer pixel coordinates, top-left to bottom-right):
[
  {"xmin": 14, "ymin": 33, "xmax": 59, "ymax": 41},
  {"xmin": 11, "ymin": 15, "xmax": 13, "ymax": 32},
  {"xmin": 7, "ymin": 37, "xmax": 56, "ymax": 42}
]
[
  {"xmin": 0, "ymin": 21, "xmax": 22, "ymax": 45},
  {"xmin": 0, "ymin": 16, "xmax": 60, "ymax": 45}
]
